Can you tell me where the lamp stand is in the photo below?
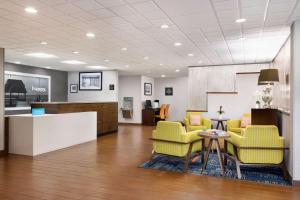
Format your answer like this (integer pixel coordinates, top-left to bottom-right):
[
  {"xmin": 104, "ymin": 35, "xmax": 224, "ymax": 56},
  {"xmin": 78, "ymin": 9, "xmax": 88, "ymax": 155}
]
[{"xmin": 261, "ymin": 83, "xmax": 273, "ymax": 108}]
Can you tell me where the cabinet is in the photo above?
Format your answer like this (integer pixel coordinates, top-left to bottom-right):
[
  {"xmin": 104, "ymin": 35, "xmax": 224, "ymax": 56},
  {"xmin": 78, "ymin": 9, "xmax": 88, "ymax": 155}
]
[{"xmin": 251, "ymin": 108, "xmax": 282, "ymax": 136}]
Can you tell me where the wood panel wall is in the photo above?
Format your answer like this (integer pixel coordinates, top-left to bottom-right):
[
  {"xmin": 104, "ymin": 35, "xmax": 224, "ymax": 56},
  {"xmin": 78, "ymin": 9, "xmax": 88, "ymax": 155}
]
[{"xmin": 272, "ymin": 37, "xmax": 291, "ymax": 113}]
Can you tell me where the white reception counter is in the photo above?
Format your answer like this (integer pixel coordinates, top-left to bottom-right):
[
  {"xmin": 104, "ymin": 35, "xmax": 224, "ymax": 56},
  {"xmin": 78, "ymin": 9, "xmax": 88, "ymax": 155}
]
[{"xmin": 8, "ymin": 112, "xmax": 97, "ymax": 156}]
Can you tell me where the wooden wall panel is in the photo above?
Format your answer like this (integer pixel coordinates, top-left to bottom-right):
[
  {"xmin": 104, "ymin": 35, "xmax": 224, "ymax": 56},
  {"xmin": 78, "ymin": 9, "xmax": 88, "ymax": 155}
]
[
  {"xmin": 272, "ymin": 37, "xmax": 291, "ymax": 113},
  {"xmin": 188, "ymin": 63, "xmax": 270, "ymax": 110}
]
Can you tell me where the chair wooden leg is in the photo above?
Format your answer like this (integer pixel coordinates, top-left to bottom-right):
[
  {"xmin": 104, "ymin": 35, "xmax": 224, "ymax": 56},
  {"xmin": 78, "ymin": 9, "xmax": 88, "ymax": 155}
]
[
  {"xmin": 233, "ymin": 146, "xmax": 242, "ymax": 179},
  {"xmin": 183, "ymin": 143, "xmax": 194, "ymax": 172},
  {"xmin": 280, "ymin": 162, "xmax": 289, "ymax": 180},
  {"xmin": 183, "ymin": 155, "xmax": 190, "ymax": 172},
  {"xmin": 235, "ymin": 160, "xmax": 241, "ymax": 179},
  {"xmin": 149, "ymin": 150, "xmax": 156, "ymax": 163}
]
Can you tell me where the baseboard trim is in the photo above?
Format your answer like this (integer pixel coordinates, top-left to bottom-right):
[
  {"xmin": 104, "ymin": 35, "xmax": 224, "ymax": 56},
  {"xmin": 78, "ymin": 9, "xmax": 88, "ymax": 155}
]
[
  {"xmin": 118, "ymin": 123, "xmax": 142, "ymax": 126},
  {"xmin": 293, "ymin": 180, "xmax": 300, "ymax": 186},
  {"xmin": 0, "ymin": 150, "xmax": 8, "ymax": 157},
  {"xmin": 186, "ymin": 110, "xmax": 208, "ymax": 112}
]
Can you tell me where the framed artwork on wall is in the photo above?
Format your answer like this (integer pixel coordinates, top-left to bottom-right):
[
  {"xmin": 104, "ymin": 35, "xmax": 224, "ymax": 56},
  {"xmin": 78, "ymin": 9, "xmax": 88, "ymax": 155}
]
[
  {"xmin": 70, "ymin": 84, "xmax": 78, "ymax": 93},
  {"xmin": 144, "ymin": 83, "xmax": 152, "ymax": 96},
  {"xmin": 165, "ymin": 87, "xmax": 173, "ymax": 96},
  {"xmin": 109, "ymin": 84, "xmax": 115, "ymax": 90},
  {"xmin": 79, "ymin": 72, "xmax": 102, "ymax": 91}
]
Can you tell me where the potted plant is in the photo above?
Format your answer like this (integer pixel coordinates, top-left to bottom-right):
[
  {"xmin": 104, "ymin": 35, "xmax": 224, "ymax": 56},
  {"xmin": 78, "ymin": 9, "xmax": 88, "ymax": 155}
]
[{"xmin": 217, "ymin": 106, "xmax": 225, "ymax": 119}]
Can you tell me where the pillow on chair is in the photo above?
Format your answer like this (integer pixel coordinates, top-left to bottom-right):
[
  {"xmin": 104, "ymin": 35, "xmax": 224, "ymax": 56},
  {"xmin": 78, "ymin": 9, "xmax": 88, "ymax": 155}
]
[
  {"xmin": 189, "ymin": 115, "xmax": 201, "ymax": 126},
  {"xmin": 241, "ymin": 116, "xmax": 251, "ymax": 128}
]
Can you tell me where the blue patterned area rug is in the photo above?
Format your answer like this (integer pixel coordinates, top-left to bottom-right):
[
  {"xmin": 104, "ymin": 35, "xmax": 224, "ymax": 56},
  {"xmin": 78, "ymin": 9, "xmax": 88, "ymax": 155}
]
[{"xmin": 139, "ymin": 154, "xmax": 291, "ymax": 186}]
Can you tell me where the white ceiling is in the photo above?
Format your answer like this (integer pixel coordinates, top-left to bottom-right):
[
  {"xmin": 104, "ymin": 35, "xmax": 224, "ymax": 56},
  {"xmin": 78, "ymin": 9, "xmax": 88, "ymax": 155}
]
[{"xmin": 0, "ymin": 0, "xmax": 299, "ymax": 77}]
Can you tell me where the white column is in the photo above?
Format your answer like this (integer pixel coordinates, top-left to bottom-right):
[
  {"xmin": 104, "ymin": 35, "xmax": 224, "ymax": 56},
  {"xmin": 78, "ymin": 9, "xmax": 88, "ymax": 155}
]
[
  {"xmin": 0, "ymin": 48, "xmax": 4, "ymax": 151},
  {"xmin": 291, "ymin": 21, "xmax": 300, "ymax": 181}
]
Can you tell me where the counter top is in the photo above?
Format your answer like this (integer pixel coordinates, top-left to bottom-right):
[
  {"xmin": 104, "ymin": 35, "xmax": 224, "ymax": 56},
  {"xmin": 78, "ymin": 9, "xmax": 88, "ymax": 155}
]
[
  {"xmin": 31, "ymin": 101, "xmax": 117, "ymax": 104},
  {"xmin": 6, "ymin": 112, "xmax": 96, "ymax": 118}
]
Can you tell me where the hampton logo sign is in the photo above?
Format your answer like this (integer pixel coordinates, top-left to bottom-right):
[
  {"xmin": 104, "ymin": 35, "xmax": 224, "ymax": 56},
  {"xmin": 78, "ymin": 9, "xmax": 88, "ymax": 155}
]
[{"xmin": 32, "ymin": 86, "xmax": 47, "ymax": 93}]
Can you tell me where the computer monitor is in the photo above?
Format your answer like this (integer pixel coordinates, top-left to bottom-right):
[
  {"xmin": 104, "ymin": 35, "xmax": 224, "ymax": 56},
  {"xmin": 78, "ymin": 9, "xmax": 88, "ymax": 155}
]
[
  {"xmin": 153, "ymin": 100, "xmax": 159, "ymax": 108},
  {"xmin": 145, "ymin": 100, "xmax": 152, "ymax": 109},
  {"xmin": 32, "ymin": 107, "xmax": 45, "ymax": 116}
]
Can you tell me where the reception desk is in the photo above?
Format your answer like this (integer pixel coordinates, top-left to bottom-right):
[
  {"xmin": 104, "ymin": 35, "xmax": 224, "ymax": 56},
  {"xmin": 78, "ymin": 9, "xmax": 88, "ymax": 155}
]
[
  {"xmin": 31, "ymin": 102, "xmax": 118, "ymax": 135},
  {"xmin": 9, "ymin": 112, "xmax": 97, "ymax": 156}
]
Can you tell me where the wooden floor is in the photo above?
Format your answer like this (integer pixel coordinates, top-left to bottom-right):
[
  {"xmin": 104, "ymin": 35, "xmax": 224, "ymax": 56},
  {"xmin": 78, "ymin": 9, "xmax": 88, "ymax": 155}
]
[{"xmin": 0, "ymin": 125, "xmax": 299, "ymax": 200}]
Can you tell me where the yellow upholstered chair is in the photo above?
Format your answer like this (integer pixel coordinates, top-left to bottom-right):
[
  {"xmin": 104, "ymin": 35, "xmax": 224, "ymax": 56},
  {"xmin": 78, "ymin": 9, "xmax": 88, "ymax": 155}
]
[
  {"xmin": 224, "ymin": 125, "xmax": 287, "ymax": 179},
  {"xmin": 184, "ymin": 112, "xmax": 212, "ymax": 131},
  {"xmin": 150, "ymin": 121, "xmax": 204, "ymax": 172},
  {"xmin": 227, "ymin": 113, "xmax": 251, "ymax": 135}
]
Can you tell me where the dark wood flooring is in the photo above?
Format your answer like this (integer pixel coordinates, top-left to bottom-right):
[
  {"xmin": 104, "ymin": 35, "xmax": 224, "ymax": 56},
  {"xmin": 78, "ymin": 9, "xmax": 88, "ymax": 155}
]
[{"xmin": 0, "ymin": 125, "xmax": 299, "ymax": 200}]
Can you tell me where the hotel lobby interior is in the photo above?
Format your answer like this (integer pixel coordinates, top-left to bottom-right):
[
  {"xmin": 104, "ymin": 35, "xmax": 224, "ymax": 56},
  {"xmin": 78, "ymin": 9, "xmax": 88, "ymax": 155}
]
[{"xmin": 1, "ymin": 0, "xmax": 300, "ymax": 199}]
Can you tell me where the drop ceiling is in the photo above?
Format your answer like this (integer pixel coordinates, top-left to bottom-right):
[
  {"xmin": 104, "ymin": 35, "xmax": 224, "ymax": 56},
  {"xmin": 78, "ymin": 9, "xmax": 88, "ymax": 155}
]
[{"xmin": 0, "ymin": 0, "xmax": 299, "ymax": 77}]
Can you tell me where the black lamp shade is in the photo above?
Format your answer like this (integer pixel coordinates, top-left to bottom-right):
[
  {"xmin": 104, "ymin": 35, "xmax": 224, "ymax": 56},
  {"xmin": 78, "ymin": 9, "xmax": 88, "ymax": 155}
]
[
  {"xmin": 258, "ymin": 69, "xmax": 279, "ymax": 84},
  {"xmin": 258, "ymin": 74, "xmax": 274, "ymax": 85}
]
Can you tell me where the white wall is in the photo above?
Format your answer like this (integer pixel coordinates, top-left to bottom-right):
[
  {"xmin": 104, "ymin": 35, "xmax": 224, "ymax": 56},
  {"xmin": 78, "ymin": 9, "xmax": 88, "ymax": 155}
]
[
  {"xmin": 68, "ymin": 71, "xmax": 118, "ymax": 102},
  {"xmin": 118, "ymin": 76, "xmax": 142, "ymax": 124},
  {"xmin": 0, "ymin": 48, "xmax": 4, "ymax": 151},
  {"xmin": 206, "ymin": 74, "xmax": 263, "ymax": 120},
  {"xmin": 154, "ymin": 77, "xmax": 188, "ymax": 121},
  {"xmin": 291, "ymin": 21, "xmax": 300, "ymax": 181}
]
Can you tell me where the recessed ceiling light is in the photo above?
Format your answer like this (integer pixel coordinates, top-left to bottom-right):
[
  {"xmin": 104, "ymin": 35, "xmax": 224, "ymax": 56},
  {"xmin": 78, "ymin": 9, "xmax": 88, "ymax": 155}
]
[
  {"xmin": 144, "ymin": 56, "xmax": 149, "ymax": 60},
  {"xmin": 239, "ymin": 37, "xmax": 246, "ymax": 40},
  {"xmin": 121, "ymin": 47, "xmax": 127, "ymax": 51},
  {"xmin": 198, "ymin": 60, "xmax": 203, "ymax": 64},
  {"xmin": 61, "ymin": 60, "xmax": 86, "ymax": 65},
  {"xmin": 45, "ymin": 66, "xmax": 51, "ymax": 69},
  {"xmin": 86, "ymin": 65, "xmax": 107, "ymax": 69},
  {"xmin": 40, "ymin": 41, "xmax": 47, "ymax": 45},
  {"xmin": 174, "ymin": 42, "xmax": 182, "ymax": 47},
  {"xmin": 25, "ymin": 7, "xmax": 38, "ymax": 14},
  {"xmin": 125, "ymin": 65, "xmax": 130, "ymax": 68},
  {"xmin": 15, "ymin": 61, "xmax": 21, "ymax": 64},
  {"xmin": 160, "ymin": 24, "xmax": 169, "ymax": 29},
  {"xmin": 25, "ymin": 52, "xmax": 57, "ymax": 58},
  {"xmin": 86, "ymin": 32, "xmax": 95, "ymax": 38},
  {"xmin": 161, "ymin": 75, "xmax": 166, "ymax": 78},
  {"xmin": 73, "ymin": 51, "xmax": 79, "ymax": 54},
  {"xmin": 159, "ymin": 63, "xmax": 163, "ymax": 66},
  {"xmin": 188, "ymin": 53, "xmax": 194, "ymax": 57},
  {"xmin": 175, "ymin": 69, "xmax": 180, "ymax": 72},
  {"xmin": 104, "ymin": 59, "xmax": 110, "ymax": 62},
  {"xmin": 235, "ymin": 18, "xmax": 247, "ymax": 23}
]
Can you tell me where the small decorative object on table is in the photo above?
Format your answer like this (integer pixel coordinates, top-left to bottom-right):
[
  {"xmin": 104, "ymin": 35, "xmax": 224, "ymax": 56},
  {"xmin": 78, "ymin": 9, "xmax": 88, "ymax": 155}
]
[{"xmin": 217, "ymin": 106, "xmax": 225, "ymax": 119}]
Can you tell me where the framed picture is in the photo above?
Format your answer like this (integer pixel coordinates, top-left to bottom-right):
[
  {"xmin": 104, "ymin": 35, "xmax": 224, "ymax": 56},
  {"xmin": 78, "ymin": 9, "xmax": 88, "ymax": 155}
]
[
  {"xmin": 79, "ymin": 72, "xmax": 102, "ymax": 91},
  {"xmin": 109, "ymin": 84, "xmax": 115, "ymax": 90},
  {"xmin": 70, "ymin": 84, "xmax": 78, "ymax": 93},
  {"xmin": 144, "ymin": 83, "xmax": 152, "ymax": 96},
  {"xmin": 165, "ymin": 87, "xmax": 173, "ymax": 96}
]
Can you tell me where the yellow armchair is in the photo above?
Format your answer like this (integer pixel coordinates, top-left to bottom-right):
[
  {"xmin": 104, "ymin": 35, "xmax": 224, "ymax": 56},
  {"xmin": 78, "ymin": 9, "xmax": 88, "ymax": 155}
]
[
  {"xmin": 151, "ymin": 121, "xmax": 205, "ymax": 172},
  {"xmin": 224, "ymin": 125, "xmax": 287, "ymax": 179},
  {"xmin": 227, "ymin": 113, "xmax": 251, "ymax": 134},
  {"xmin": 184, "ymin": 112, "xmax": 212, "ymax": 131}
]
